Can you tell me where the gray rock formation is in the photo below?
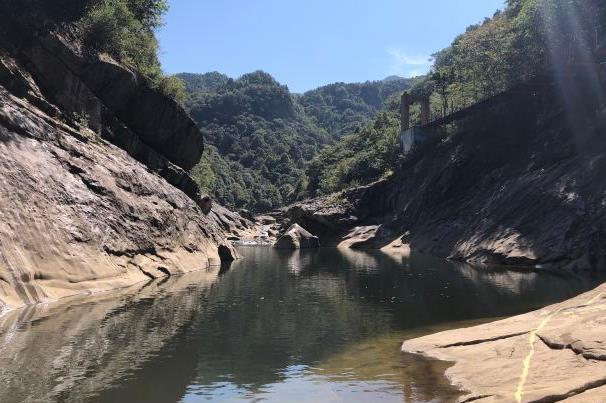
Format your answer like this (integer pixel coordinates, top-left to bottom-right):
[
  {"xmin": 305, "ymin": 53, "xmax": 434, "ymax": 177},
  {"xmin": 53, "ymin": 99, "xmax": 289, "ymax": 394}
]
[
  {"xmin": 274, "ymin": 224, "xmax": 320, "ymax": 249},
  {"xmin": 283, "ymin": 185, "xmax": 372, "ymax": 247},
  {"xmin": 0, "ymin": 84, "xmax": 241, "ymax": 312},
  {"xmin": 0, "ymin": 16, "xmax": 250, "ymax": 312},
  {"xmin": 1, "ymin": 18, "xmax": 203, "ymax": 171},
  {"xmin": 286, "ymin": 74, "xmax": 606, "ymax": 271},
  {"xmin": 0, "ymin": 17, "xmax": 211, "ymax": 211}
]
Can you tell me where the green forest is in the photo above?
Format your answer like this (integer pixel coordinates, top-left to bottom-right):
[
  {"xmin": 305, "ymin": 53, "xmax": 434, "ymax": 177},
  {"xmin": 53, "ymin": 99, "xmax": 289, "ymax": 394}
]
[
  {"xmin": 304, "ymin": 0, "xmax": 606, "ymax": 199},
  {"xmin": 181, "ymin": 72, "xmax": 411, "ymax": 211},
  {"xmin": 419, "ymin": 0, "xmax": 605, "ymax": 118},
  {"xmin": 15, "ymin": 0, "xmax": 605, "ymax": 212},
  {"xmin": 186, "ymin": 0, "xmax": 606, "ymax": 212}
]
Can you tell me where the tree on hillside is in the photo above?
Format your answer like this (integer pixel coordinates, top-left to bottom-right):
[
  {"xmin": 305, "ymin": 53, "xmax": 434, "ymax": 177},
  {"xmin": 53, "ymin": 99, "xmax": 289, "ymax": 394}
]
[
  {"xmin": 425, "ymin": 0, "xmax": 606, "ymax": 115},
  {"xmin": 431, "ymin": 66, "xmax": 455, "ymax": 118},
  {"xmin": 182, "ymin": 72, "xmax": 330, "ymax": 211},
  {"xmin": 307, "ymin": 0, "xmax": 606, "ymax": 199},
  {"xmin": 77, "ymin": 0, "xmax": 184, "ymax": 101}
]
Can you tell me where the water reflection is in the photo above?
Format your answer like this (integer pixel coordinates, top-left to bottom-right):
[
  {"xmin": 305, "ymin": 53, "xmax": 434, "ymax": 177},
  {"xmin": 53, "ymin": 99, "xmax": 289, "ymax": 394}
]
[
  {"xmin": 0, "ymin": 248, "xmax": 604, "ymax": 403},
  {"xmin": 0, "ymin": 269, "xmax": 221, "ymax": 403}
]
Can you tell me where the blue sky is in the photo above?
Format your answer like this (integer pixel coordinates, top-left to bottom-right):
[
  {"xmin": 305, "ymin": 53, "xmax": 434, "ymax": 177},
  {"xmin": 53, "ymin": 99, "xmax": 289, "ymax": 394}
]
[{"xmin": 158, "ymin": 0, "xmax": 505, "ymax": 93}]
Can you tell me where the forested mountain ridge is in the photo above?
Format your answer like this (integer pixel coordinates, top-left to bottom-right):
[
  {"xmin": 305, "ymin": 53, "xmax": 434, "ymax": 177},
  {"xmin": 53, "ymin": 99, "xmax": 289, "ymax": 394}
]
[
  {"xmin": 180, "ymin": 71, "xmax": 412, "ymax": 211},
  {"xmin": 178, "ymin": 71, "xmax": 231, "ymax": 93},
  {"xmin": 299, "ymin": 77, "xmax": 413, "ymax": 139},
  {"xmin": 181, "ymin": 71, "xmax": 327, "ymax": 211}
]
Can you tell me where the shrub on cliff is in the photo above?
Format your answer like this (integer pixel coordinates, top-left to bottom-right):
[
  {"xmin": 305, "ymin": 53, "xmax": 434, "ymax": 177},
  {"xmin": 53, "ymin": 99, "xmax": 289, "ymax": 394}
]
[
  {"xmin": 157, "ymin": 75, "xmax": 187, "ymax": 104},
  {"xmin": 80, "ymin": 0, "xmax": 163, "ymax": 76},
  {"xmin": 307, "ymin": 100, "xmax": 402, "ymax": 196},
  {"xmin": 78, "ymin": 0, "xmax": 185, "ymax": 102}
]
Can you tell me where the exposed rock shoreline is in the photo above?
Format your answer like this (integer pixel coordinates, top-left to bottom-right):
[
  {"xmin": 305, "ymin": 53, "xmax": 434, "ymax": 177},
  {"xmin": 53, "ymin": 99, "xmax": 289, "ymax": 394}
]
[
  {"xmin": 0, "ymin": 16, "xmax": 250, "ymax": 313},
  {"xmin": 402, "ymin": 282, "xmax": 606, "ymax": 402},
  {"xmin": 281, "ymin": 74, "xmax": 606, "ymax": 273},
  {"xmin": 0, "ymin": 82, "xmax": 241, "ymax": 313}
]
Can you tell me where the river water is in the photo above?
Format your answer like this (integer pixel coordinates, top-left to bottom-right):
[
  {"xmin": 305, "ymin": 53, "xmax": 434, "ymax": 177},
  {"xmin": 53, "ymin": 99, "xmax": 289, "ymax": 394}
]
[{"xmin": 1, "ymin": 247, "xmax": 604, "ymax": 403}]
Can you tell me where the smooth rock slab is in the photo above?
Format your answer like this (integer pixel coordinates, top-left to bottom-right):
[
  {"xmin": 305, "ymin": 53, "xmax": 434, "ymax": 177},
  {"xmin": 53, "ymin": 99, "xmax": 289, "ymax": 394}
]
[
  {"xmin": 0, "ymin": 87, "xmax": 238, "ymax": 311},
  {"xmin": 402, "ymin": 283, "xmax": 606, "ymax": 402}
]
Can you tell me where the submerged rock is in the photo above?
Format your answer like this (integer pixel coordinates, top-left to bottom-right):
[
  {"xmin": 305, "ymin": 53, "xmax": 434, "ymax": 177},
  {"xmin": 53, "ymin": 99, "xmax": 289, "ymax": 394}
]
[{"xmin": 274, "ymin": 224, "xmax": 320, "ymax": 249}]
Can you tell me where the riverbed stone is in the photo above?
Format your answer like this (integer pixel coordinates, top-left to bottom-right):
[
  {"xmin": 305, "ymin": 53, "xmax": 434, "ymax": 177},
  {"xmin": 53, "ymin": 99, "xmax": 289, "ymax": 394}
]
[
  {"xmin": 257, "ymin": 215, "xmax": 277, "ymax": 225},
  {"xmin": 274, "ymin": 224, "xmax": 320, "ymax": 249}
]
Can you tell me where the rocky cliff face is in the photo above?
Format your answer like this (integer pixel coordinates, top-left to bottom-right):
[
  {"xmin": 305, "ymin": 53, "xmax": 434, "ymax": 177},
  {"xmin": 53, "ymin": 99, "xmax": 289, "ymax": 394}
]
[
  {"xmin": 287, "ymin": 74, "xmax": 606, "ymax": 271},
  {"xmin": 0, "ymin": 17, "xmax": 250, "ymax": 313}
]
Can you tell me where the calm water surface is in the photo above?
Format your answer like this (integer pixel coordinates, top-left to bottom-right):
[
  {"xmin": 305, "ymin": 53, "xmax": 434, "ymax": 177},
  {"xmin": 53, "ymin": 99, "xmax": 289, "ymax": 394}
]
[{"xmin": 1, "ymin": 247, "xmax": 605, "ymax": 403}]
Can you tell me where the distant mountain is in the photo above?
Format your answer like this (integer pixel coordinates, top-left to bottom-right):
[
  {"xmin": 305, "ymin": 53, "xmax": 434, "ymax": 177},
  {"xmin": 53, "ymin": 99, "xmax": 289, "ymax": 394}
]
[
  {"xmin": 383, "ymin": 75, "xmax": 406, "ymax": 82},
  {"xmin": 180, "ymin": 71, "xmax": 413, "ymax": 211},
  {"xmin": 299, "ymin": 77, "xmax": 413, "ymax": 139},
  {"xmin": 181, "ymin": 71, "xmax": 328, "ymax": 211},
  {"xmin": 177, "ymin": 72, "xmax": 231, "ymax": 94}
]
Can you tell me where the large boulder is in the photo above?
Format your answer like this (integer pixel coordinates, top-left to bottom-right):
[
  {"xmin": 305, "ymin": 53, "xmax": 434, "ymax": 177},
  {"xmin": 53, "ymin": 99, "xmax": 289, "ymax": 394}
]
[
  {"xmin": 274, "ymin": 224, "xmax": 320, "ymax": 249},
  {"xmin": 402, "ymin": 284, "xmax": 606, "ymax": 402},
  {"xmin": 256, "ymin": 215, "xmax": 277, "ymax": 225}
]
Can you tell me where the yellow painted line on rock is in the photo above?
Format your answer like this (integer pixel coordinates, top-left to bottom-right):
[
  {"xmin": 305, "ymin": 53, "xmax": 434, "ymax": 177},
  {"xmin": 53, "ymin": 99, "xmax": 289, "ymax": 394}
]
[
  {"xmin": 586, "ymin": 292, "xmax": 604, "ymax": 306},
  {"xmin": 514, "ymin": 309, "xmax": 560, "ymax": 402},
  {"xmin": 514, "ymin": 290, "xmax": 604, "ymax": 402}
]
